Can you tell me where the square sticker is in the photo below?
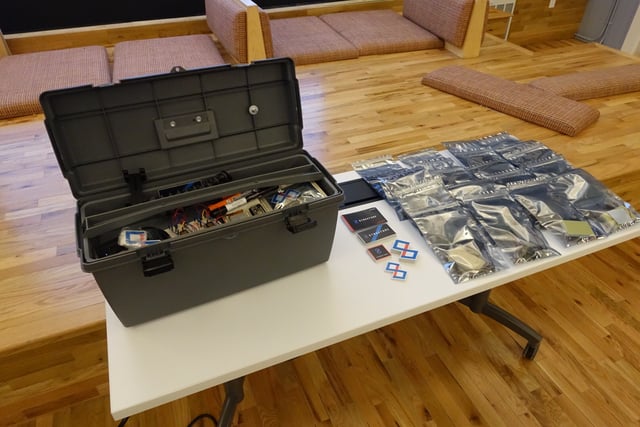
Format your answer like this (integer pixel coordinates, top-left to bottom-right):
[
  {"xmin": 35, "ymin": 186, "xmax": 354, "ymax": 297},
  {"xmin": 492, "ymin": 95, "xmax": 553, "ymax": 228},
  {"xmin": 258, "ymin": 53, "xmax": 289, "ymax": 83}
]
[
  {"xmin": 562, "ymin": 220, "xmax": 595, "ymax": 237},
  {"xmin": 368, "ymin": 245, "xmax": 391, "ymax": 262}
]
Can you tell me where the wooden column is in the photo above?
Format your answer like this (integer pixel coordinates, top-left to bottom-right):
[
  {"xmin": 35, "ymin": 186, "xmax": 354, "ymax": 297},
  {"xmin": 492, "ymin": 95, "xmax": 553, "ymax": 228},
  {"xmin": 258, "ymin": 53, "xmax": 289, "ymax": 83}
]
[
  {"xmin": 238, "ymin": 0, "xmax": 268, "ymax": 62},
  {"xmin": 1, "ymin": 30, "xmax": 11, "ymax": 57}
]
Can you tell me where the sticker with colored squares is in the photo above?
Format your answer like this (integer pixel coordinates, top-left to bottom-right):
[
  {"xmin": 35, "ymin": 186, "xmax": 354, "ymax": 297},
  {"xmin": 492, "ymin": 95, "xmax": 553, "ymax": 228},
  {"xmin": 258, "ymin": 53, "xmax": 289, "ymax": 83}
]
[
  {"xmin": 385, "ymin": 261, "xmax": 408, "ymax": 281},
  {"xmin": 391, "ymin": 239, "xmax": 419, "ymax": 262}
]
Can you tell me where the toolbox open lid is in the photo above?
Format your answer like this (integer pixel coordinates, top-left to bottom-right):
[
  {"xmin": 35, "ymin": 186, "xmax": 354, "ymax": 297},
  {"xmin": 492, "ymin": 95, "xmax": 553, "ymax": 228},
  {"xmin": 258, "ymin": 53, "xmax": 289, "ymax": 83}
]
[{"xmin": 40, "ymin": 58, "xmax": 303, "ymax": 201}]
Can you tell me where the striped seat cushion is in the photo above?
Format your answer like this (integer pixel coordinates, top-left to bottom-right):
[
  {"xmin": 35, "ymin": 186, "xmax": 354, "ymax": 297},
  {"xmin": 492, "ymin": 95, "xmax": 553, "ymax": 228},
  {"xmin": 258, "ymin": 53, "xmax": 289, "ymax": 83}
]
[
  {"xmin": 319, "ymin": 10, "xmax": 443, "ymax": 56},
  {"xmin": 403, "ymin": 0, "xmax": 475, "ymax": 48},
  {"xmin": 422, "ymin": 65, "xmax": 600, "ymax": 136},
  {"xmin": 0, "ymin": 46, "xmax": 111, "ymax": 119},
  {"xmin": 112, "ymin": 35, "xmax": 226, "ymax": 82},
  {"xmin": 269, "ymin": 16, "xmax": 359, "ymax": 65},
  {"xmin": 528, "ymin": 63, "xmax": 640, "ymax": 101}
]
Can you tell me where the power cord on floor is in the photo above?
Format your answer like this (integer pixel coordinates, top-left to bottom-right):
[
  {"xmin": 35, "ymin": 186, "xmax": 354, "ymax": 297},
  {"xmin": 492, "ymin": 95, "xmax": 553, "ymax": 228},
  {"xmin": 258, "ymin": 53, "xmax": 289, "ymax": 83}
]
[
  {"xmin": 115, "ymin": 413, "xmax": 218, "ymax": 427},
  {"xmin": 186, "ymin": 413, "xmax": 219, "ymax": 426}
]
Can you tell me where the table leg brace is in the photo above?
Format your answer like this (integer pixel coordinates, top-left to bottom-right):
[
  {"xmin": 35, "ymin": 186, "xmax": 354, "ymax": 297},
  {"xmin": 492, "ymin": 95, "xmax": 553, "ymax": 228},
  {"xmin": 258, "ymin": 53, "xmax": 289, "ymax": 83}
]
[{"xmin": 459, "ymin": 290, "xmax": 542, "ymax": 360}]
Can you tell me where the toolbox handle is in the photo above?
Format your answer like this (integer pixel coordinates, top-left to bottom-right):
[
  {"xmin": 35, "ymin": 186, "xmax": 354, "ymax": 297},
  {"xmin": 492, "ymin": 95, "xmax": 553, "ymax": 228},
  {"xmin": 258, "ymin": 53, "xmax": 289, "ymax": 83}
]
[
  {"xmin": 140, "ymin": 245, "xmax": 174, "ymax": 277},
  {"xmin": 285, "ymin": 209, "xmax": 317, "ymax": 234}
]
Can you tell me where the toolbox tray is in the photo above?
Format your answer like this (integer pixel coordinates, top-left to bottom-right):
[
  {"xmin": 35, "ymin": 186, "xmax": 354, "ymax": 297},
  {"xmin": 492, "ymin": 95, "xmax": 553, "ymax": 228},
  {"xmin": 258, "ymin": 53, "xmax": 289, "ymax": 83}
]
[{"xmin": 41, "ymin": 58, "xmax": 343, "ymax": 326}]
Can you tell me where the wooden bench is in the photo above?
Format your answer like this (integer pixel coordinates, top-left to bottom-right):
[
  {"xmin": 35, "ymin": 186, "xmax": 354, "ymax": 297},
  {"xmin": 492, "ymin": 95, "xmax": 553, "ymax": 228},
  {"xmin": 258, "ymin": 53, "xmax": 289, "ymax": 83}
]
[
  {"xmin": 0, "ymin": 30, "xmax": 111, "ymax": 119},
  {"xmin": 206, "ymin": 0, "xmax": 359, "ymax": 65},
  {"xmin": 205, "ymin": 0, "xmax": 489, "ymax": 64}
]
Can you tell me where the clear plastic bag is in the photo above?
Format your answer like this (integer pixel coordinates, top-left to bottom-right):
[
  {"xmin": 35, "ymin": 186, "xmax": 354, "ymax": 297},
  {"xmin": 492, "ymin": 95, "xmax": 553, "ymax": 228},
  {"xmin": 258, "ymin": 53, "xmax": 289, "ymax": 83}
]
[
  {"xmin": 478, "ymin": 132, "xmax": 523, "ymax": 152},
  {"xmin": 574, "ymin": 197, "xmax": 640, "ymax": 234},
  {"xmin": 492, "ymin": 171, "xmax": 539, "ymax": 187},
  {"xmin": 551, "ymin": 170, "xmax": 640, "ymax": 234},
  {"xmin": 526, "ymin": 158, "xmax": 573, "ymax": 178},
  {"xmin": 395, "ymin": 179, "xmax": 457, "ymax": 218},
  {"xmin": 438, "ymin": 168, "xmax": 477, "ymax": 188},
  {"xmin": 397, "ymin": 149, "xmax": 458, "ymax": 172},
  {"xmin": 380, "ymin": 169, "xmax": 433, "ymax": 219},
  {"xmin": 272, "ymin": 182, "xmax": 327, "ymax": 209},
  {"xmin": 471, "ymin": 161, "xmax": 521, "ymax": 180},
  {"xmin": 502, "ymin": 145, "xmax": 560, "ymax": 167},
  {"xmin": 465, "ymin": 192, "xmax": 559, "ymax": 264},
  {"xmin": 511, "ymin": 182, "xmax": 603, "ymax": 246},
  {"xmin": 448, "ymin": 182, "xmax": 508, "ymax": 202},
  {"xmin": 352, "ymin": 155, "xmax": 420, "ymax": 199},
  {"xmin": 412, "ymin": 207, "xmax": 500, "ymax": 283},
  {"xmin": 442, "ymin": 138, "xmax": 488, "ymax": 154},
  {"xmin": 451, "ymin": 149, "xmax": 504, "ymax": 168}
]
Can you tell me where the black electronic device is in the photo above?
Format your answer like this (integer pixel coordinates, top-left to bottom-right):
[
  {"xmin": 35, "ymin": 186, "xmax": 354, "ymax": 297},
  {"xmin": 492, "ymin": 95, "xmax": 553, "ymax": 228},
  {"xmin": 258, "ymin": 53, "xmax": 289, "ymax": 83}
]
[{"xmin": 338, "ymin": 178, "xmax": 382, "ymax": 209}]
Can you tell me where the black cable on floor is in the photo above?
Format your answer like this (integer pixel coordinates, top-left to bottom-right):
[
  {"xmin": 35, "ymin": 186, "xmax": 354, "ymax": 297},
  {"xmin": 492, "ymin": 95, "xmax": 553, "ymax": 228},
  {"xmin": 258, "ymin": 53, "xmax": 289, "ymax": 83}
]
[
  {"xmin": 186, "ymin": 413, "xmax": 219, "ymax": 427},
  {"xmin": 115, "ymin": 412, "xmax": 218, "ymax": 426}
]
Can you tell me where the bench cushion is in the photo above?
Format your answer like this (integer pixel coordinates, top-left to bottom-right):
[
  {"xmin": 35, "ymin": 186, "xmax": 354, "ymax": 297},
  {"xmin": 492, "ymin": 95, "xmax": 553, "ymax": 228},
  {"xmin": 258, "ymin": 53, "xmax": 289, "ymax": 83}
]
[
  {"xmin": 112, "ymin": 35, "xmax": 226, "ymax": 82},
  {"xmin": 403, "ymin": 0, "xmax": 475, "ymax": 48},
  {"xmin": 528, "ymin": 63, "xmax": 640, "ymax": 101},
  {"xmin": 319, "ymin": 10, "xmax": 443, "ymax": 56},
  {"xmin": 0, "ymin": 46, "xmax": 111, "ymax": 119},
  {"xmin": 205, "ymin": 0, "xmax": 274, "ymax": 63},
  {"xmin": 422, "ymin": 65, "xmax": 600, "ymax": 136},
  {"xmin": 270, "ymin": 16, "xmax": 359, "ymax": 65}
]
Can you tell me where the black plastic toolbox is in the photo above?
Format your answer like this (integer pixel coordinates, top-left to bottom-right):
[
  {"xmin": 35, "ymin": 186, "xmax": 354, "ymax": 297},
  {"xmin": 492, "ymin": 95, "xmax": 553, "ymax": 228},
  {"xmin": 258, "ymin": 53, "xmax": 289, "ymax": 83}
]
[{"xmin": 40, "ymin": 58, "xmax": 343, "ymax": 326}]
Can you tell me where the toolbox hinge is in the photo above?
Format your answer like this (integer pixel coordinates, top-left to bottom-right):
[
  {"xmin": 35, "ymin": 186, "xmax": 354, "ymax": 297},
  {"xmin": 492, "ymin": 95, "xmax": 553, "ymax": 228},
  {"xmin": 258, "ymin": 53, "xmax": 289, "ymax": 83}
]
[
  {"xmin": 139, "ymin": 243, "xmax": 174, "ymax": 277},
  {"xmin": 123, "ymin": 168, "xmax": 147, "ymax": 205},
  {"xmin": 284, "ymin": 207, "xmax": 317, "ymax": 234}
]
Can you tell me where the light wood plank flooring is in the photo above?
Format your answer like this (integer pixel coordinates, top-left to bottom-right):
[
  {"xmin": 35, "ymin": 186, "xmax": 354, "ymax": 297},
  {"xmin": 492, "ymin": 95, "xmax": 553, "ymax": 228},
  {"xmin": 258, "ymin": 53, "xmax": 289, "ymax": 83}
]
[{"xmin": 1, "ymin": 35, "xmax": 639, "ymax": 426}]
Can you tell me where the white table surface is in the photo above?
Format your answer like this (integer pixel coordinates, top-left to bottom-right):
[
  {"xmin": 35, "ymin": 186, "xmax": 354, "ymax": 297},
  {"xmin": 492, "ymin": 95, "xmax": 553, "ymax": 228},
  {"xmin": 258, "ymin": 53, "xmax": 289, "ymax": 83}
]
[{"xmin": 106, "ymin": 171, "xmax": 640, "ymax": 419}]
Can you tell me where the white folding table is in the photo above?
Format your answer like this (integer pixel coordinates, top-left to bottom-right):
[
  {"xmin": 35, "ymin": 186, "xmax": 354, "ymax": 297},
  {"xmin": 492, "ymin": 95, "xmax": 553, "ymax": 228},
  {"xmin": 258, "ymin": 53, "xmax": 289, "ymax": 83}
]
[{"xmin": 106, "ymin": 171, "xmax": 640, "ymax": 425}]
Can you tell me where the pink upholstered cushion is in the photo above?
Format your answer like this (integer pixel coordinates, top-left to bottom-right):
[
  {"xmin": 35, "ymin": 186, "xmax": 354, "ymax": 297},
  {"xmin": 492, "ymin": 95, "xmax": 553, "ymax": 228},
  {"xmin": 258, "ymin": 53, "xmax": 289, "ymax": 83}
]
[
  {"xmin": 403, "ymin": 0, "xmax": 475, "ymax": 48},
  {"xmin": 112, "ymin": 35, "xmax": 226, "ymax": 82},
  {"xmin": 422, "ymin": 65, "xmax": 600, "ymax": 137},
  {"xmin": 0, "ymin": 46, "xmax": 111, "ymax": 119},
  {"xmin": 205, "ymin": 0, "xmax": 249, "ymax": 62},
  {"xmin": 319, "ymin": 10, "xmax": 443, "ymax": 56},
  {"xmin": 270, "ymin": 16, "xmax": 359, "ymax": 65},
  {"xmin": 205, "ymin": 0, "xmax": 274, "ymax": 62},
  {"xmin": 528, "ymin": 64, "xmax": 640, "ymax": 101}
]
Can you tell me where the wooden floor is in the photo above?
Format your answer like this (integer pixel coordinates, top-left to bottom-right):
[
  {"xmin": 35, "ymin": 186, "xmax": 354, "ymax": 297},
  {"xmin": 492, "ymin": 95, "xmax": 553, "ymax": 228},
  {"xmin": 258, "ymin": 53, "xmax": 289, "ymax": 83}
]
[{"xmin": 1, "ymin": 35, "xmax": 639, "ymax": 427}]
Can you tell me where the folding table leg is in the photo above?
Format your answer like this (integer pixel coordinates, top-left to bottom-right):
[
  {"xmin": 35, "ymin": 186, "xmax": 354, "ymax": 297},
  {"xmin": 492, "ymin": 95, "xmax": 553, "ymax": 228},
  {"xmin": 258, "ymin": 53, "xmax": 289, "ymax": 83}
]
[
  {"xmin": 218, "ymin": 377, "xmax": 245, "ymax": 427},
  {"xmin": 459, "ymin": 290, "xmax": 542, "ymax": 360}
]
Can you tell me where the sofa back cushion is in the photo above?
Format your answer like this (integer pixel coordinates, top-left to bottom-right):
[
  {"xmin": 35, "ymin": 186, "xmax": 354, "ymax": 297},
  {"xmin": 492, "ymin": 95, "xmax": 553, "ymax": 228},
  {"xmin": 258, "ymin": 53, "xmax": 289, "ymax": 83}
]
[
  {"xmin": 403, "ymin": 0, "xmax": 475, "ymax": 48},
  {"xmin": 205, "ymin": 0, "xmax": 273, "ymax": 62},
  {"xmin": 206, "ymin": 0, "xmax": 247, "ymax": 61}
]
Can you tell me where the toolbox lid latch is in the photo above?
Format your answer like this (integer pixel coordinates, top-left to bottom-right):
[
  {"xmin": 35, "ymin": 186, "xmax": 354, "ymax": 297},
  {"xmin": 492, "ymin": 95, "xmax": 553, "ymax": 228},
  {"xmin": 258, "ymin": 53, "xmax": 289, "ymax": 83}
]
[
  {"xmin": 285, "ymin": 208, "xmax": 317, "ymax": 234},
  {"xmin": 139, "ymin": 243, "xmax": 174, "ymax": 277},
  {"xmin": 123, "ymin": 168, "xmax": 147, "ymax": 205}
]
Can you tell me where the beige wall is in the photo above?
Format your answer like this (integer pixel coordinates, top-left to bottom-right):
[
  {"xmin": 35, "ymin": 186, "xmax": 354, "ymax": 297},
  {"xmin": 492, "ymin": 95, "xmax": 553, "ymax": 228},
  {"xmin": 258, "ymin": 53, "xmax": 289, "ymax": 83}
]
[{"xmin": 622, "ymin": 4, "xmax": 640, "ymax": 55}]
